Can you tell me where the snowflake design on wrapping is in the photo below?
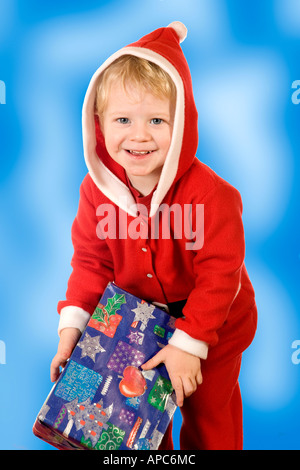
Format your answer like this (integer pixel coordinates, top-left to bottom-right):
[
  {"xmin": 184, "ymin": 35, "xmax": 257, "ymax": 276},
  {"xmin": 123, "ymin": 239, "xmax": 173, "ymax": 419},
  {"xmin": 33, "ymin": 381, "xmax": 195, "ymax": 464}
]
[
  {"xmin": 77, "ymin": 332, "xmax": 105, "ymax": 362},
  {"xmin": 126, "ymin": 330, "xmax": 144, "ymax": 345},
  {"xmin": 131, "ymin": 301, "xmax": 156, "ymax": 331}
]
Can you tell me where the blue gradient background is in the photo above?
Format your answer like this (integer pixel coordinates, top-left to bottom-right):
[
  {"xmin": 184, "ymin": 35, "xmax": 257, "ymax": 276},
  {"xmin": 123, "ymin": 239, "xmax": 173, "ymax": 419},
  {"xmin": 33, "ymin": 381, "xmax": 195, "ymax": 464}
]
[{"xmin": 0, "ymin": 0, "xmax": 299, "ymax": 450}]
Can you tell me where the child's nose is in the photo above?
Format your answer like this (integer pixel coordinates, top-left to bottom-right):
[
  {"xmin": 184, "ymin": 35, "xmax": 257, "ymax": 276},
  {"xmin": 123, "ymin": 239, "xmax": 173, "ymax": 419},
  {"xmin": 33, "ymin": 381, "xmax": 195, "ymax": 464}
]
[{"xmin": 130, "ymin": 122, "xmax": 151, "ymax": 141}]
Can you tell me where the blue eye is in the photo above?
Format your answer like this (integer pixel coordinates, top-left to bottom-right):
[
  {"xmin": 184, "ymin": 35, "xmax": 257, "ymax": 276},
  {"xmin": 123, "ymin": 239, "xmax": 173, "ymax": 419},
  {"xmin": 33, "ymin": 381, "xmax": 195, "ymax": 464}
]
[
  {"xmin": 117, "ymin": 118, "xmax": 129, "ymax": 124},
  {"xmin": 151, "ymin": 118, "xmax": 163, "ymax": 125}
]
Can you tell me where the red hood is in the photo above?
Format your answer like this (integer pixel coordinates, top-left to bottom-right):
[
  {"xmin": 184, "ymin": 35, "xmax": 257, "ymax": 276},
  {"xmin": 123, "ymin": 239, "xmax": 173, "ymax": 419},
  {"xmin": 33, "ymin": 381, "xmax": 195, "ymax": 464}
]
[{"xmin": 82, "ymin": 21, "xmax": 198, "ymax": 217}]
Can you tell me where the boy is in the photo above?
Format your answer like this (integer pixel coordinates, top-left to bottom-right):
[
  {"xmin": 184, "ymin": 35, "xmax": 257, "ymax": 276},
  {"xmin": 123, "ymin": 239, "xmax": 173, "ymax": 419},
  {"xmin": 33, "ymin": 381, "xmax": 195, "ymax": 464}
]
[{"xmin": 51, "ymin": 22, "xmax": 257, "ymax": 450}]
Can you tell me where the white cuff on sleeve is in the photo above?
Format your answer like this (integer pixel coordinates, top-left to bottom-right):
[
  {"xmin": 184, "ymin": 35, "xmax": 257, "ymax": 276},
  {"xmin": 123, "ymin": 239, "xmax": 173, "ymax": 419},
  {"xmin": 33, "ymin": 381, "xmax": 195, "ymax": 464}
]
[
  {"xmin": 168, "ymin": 329, "xmax": 208, "ymax": 359},
  {"xmin": 58, "ymin": 306, "xmax": 91, "ymax": 336}
]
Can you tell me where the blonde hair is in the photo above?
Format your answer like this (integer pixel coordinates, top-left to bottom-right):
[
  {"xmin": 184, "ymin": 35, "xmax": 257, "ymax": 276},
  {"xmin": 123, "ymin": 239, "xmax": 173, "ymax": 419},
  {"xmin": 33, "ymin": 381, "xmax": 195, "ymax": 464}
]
[{"xmin": 95, "ymin": 55, "xmax": 176, "ymax": 117}]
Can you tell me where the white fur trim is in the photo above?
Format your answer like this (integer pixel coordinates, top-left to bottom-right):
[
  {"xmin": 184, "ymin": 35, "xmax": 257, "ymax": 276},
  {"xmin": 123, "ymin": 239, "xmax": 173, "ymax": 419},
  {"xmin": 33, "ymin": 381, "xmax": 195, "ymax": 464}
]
[
  {"xmin": 82, "ymin": 46, "xmax": 185, "ymax": 218},
  {"xmin": 58, "ymin": 306, "xmax": 91, "ymax": 335},
  {"xmin": 168, "ymin": 328, "xmax": 208, "ymax": 359},
  {"xmin": 167, "ymin": 21, "xmax": 187, "ymax": 43}
]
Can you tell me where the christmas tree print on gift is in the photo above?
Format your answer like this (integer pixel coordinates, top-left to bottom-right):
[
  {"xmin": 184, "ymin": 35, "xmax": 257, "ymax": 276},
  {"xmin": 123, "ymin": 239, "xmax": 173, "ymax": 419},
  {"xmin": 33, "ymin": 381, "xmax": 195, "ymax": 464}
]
[
  {"xmin": 63, "ymin": 397, "xmax": 118, "ymax": 449},
  {"xmin": 88, "ymin": 292, "xmax": 125, "ymax": 337}
]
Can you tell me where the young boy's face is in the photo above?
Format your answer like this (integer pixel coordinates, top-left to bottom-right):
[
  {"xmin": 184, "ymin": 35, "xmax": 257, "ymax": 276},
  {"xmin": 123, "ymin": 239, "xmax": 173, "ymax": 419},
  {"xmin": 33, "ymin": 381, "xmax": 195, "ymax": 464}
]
[{"xmin": 100, "ymin": 80, "xmax": 173, "ymax": 195}]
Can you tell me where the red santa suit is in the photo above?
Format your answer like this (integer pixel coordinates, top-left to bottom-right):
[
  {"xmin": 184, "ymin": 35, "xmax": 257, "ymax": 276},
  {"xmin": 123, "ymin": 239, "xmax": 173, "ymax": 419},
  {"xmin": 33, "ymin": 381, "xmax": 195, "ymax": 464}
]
[{"xmin": 57, "ymin": 21, "xmax": 257, "ymax": 450}]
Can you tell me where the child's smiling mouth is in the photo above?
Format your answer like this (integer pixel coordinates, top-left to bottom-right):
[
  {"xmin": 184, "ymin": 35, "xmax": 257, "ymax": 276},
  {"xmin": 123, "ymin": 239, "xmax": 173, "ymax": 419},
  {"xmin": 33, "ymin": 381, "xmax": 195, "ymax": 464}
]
[{"xmin": 126, "ymin": 149, "xmax": 155, "ymax": 157}]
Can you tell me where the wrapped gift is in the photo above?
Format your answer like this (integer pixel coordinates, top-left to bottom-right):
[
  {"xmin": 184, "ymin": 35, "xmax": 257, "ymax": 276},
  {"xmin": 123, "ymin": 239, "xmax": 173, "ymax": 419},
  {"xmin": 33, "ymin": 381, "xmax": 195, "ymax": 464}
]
[{"xmin": 33, "ymin": 283, "xmax": 177, "ymax": 450}]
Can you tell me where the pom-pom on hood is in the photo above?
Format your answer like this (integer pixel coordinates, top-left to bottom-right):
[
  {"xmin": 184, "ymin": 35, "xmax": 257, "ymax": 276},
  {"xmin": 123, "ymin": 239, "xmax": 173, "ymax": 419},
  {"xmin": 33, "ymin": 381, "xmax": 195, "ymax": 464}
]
[{"xmin": 82, "ymin": 21, "xmax": 198, "ymax": 217}]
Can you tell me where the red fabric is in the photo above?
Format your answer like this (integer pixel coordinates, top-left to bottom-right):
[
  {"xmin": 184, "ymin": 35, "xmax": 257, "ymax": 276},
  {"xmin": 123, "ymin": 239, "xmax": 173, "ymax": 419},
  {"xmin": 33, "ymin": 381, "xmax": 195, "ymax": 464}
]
[
  {"xmin": 58, "ymin": 159, "xmax": 256, "ymax": 349},
  {"xmin": 159, "ymin": 302, "xmax": 257, "ymax": 450},
  {"xmin": 160, "ymin": 355, "xmax": 244, "ymax": 450},
  {"xmin": 58, "ymin": 22, "xmax": 257, "ymax": 348}
]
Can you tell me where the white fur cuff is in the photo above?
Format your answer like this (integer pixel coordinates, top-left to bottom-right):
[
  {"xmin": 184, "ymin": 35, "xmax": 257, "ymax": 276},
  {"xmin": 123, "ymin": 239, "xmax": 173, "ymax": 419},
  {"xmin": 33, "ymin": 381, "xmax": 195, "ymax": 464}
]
[
  {"xmin": 58, "ymin": 306, "xmax": 91, "ymax": 336},
  {"xmin": 168, "ymin": 329, "xmax": 208, "ymax": 359}
]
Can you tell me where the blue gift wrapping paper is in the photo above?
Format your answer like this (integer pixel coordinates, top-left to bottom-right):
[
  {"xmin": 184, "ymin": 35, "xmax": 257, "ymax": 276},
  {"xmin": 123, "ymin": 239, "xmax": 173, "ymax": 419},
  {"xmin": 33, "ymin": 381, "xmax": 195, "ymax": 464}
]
[{"xmin": 33, "ymin": 283, "xmax": 177, "ymax": 450}]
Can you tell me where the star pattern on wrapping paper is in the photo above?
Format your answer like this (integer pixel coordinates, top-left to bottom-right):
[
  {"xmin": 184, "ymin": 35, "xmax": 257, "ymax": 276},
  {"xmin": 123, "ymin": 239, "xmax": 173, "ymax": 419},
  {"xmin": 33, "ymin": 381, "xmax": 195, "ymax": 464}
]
[
  {"xmin": 77, "ymin": 332, "xmax": 105, "ymax": 362},
  {"xmin": 127, "ymin": 330, "xmax": 144, "ymax": 345},
  {"xmin": 156, "ymin": 378, "xmax": 164, "ymax": 387},
  {"xmin": 131, "ymin": 302, "xmax": 156, "ymax": 331},
  {"xmin": 126, "ymin": 396, "xmax": 140, "ymax": 408}
]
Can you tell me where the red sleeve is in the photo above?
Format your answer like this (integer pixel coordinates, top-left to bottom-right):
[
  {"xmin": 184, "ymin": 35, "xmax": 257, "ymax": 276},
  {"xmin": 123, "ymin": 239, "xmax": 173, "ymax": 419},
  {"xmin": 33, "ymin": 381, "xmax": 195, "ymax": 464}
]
[
  {"xmin": 57, "ymin": 175, "xmax": 114, "ymax": 315},
  {"xmin": 175, "ymin": 182, "xmax": 245, "ymax": 347}
]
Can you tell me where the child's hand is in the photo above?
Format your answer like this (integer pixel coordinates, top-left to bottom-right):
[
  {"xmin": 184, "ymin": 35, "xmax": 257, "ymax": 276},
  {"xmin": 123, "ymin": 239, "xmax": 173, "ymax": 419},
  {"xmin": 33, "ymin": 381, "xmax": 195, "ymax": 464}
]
[
  {"xmin": 50, "ymin": 327, "xmax": 82, "ymax": 382},
  {"xmin": 141, "ymin": 344, "xmax": 202, "ymax": 407}
]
